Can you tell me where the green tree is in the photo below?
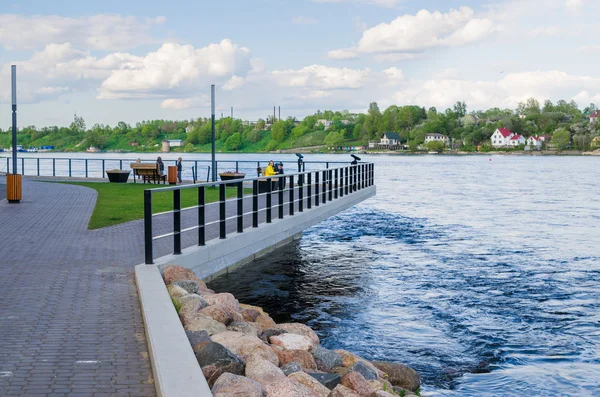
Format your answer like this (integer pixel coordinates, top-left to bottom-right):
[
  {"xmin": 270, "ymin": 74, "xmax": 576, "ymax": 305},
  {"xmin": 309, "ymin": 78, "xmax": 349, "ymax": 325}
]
[
  {"xmin": 247, "ymin": 129, "xmax": 261, "ymax": 143},
  {"xmin": 426, "ymin": 140, "xmax": 446, "ymax": 153},
  {"xmin": 453, "ymin": 101, "xmax": 467, "ymax": 118},
  {"xmin": 255, "ymin": 118, "xmax": 266, "ymax": 130},
  {"xmin": 517, "ymin": 97, "xmax": 541, "ymax": 116},
  {"xmin": 552, "ymin": 128, "xmax": 570, "ymax": 150},
  {"xmin": 225, "ymin": 133, "xmax": 242, "ymax": 151},
  {"xmin": 271, "ymin": 120, "xmax": 287, "ymax": 142},
  {"xmin": 70, "ymin": 114, "xmax": 86, "ymax": 133},
  {"xmin": 325, "ymin": 131, "xmax": 344, "ymax": 148},
  {"xmin": 184, "ymin": 143, "xmax": 195, "ymax": 152}
]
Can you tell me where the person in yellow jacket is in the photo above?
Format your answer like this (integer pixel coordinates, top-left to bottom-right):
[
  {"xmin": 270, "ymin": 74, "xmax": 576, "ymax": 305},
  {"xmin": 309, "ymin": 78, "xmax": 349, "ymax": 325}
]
[{"xmin": 264, "ymin": 160, "xmax": 277, "ymax": 176}]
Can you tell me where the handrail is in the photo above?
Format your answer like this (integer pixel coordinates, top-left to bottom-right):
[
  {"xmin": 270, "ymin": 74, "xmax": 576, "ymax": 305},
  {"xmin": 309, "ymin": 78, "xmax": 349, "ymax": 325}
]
[{"xmin": 143, "ymin": 163, "xmax": 375, "ymax": 264}]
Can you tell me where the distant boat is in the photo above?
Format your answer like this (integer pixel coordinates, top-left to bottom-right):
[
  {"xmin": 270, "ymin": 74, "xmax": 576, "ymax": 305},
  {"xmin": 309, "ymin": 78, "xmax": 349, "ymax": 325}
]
[
  {"xmin": 428, "ymin": 151, "xmax": 438, "ymax": 154},
  {"xmin": 27, "ymin": 146, "xmax": 38, "ymax": 153},
  {"xmin": 87, "ymin": 146, "xmax": 100, "ymax": 153}
]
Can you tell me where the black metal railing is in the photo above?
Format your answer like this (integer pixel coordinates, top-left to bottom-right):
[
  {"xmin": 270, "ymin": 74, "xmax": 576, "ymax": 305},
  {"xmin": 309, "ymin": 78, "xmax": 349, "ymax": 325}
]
[
  {"xmin": 143, "ymin": 163, "xmax": 375, "ymax": 264},
  {"xmin": 1, "ymin": 156, "xmax": 355, "ymax": 181}
]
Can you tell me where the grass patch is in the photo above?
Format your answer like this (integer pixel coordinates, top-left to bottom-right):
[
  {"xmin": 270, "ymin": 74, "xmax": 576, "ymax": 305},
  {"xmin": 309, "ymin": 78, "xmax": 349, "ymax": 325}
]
[{"xmin": 61, "ymin": 182, "xmax": 249, "ymax": 229}]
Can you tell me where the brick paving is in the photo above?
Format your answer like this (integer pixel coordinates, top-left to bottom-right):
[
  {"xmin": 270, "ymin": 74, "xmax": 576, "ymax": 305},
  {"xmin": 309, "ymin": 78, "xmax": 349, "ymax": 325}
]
[{"xmin": 0, "ymin": 175, "xmax": 359, "ymax": 396}]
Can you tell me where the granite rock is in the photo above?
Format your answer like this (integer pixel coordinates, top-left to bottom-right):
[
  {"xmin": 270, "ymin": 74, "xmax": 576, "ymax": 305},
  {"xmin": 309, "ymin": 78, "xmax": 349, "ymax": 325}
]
[
  {"xmin": 163, "ymin": 265, "xmax": 207, "ymax": 288},
  {"xmin": 185, "ymin": 314, "xmax": 227, "ymax": 335},
  {"xmin": 341, "ymin": 371, "xmax": 373, "ymax": 396},
  {"xmin": 200, "ymin": 304, "xmax": 232, "ymax": 325},
  {"xmin": 227, "ymin": 321, "xmax": 259, "ymax": 336},
  {"xmin": 270, "ymin": 333, "xmax": 314, "ymax": 351},
  {"xmin": 211, "ymin": 372, "xmax": 265, "ymax": 397},
  {"xmin": 277, "ymin": 323, "xmax": 320, "ymax": 345},
  {"xmin": 311, "ymin": 345, "xmax": 343, "ymax": 372},
  {"xmin": 212, "ymin": 331, "xmax": 279, "ymax": 366},
  {"xmin": 195, "ymin": 342, "xmax": 245, "ymax": 387},
  {"xmin": 274, "ymin": 349, "xmax": 317, "ymax": 370},
  {"xmin": 178, "ymin": 296, "xmax": 209, "ymax": 326},
  {"xmin": 371, "ymin": 361, "xmax": 420, "ymax": 392},
  {"xmin": 282, "ymin": 362, "xmax": 303, "ymax": 376},
  {"xmin": 349, "ymin": 361, "xmax": 377, "ymax": 381},
  {"xmin": 328, "ymin": 384, "xmax": 361, "ymax": 397},
  {"xmin": 289, "ymin": 371, "xmax": 331, "ymax": 397},
  {"xmin": 185, "ymin": 330, "xmax": 211, "ymax": 353},
  {"xmin": 306, "ymin": 372, "xmax": 341, "ymax": 390}
]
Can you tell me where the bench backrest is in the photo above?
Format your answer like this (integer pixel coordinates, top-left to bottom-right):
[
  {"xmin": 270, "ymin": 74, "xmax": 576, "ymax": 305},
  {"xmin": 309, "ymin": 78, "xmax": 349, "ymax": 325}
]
[{"xmin": 131, "ymin": 163, "xmax": 159, "ymax": 170}]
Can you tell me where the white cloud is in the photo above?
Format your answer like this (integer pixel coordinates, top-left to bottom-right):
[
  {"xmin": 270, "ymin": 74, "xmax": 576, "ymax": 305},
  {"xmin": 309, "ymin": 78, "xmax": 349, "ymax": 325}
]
[
  {"xmin": 223, "ymin": 75, "xmax": 245, "ymax": 90},
  {"xmin": 328, "ymin": 7, "xmax": 495, "ymax": 60},
  {"xmin": 271, "ymin": 65, "xmax": 371, "ymax": 90},
  {"xmin": 160, "ymin": 96, "xmax": 209, "ymax": 110},
  {"xmin": 98, "ymin": 40, "xmax": 252, "ymax": 99},
  {"xmin": 293, "ymin": 16, "xmax": 318, "ymax": 25},
  {"xmin": 0, "ymin": 14, "xmax": 164, "ymax": 51}
]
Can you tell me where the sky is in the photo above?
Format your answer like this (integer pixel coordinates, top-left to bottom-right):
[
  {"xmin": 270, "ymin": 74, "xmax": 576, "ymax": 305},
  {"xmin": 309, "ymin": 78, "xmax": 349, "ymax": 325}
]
[{"xmin": 1, "ymin": 0, "xmax": 599, "ymax": 128}]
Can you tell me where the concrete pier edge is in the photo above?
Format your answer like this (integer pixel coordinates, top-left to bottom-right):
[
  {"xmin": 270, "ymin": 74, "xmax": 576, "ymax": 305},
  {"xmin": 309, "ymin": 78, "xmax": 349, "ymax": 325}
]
[{"xmin": 135, "ymin": 264, "xmax": 212, "ymax": 397}]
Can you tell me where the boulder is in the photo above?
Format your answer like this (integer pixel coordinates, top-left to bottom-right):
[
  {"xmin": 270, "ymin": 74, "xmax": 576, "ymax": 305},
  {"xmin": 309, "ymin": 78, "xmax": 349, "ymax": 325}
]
[
  {"xmin": 368, "ymin": 379, "xmax": 393, "ymax": 394},
  {"xmin": 200, "ymin": 305, "xmax": 232, "ymax": 325},
  {"xmin": 270, "ymin": 333, "xmax": 314, "ymax": 351},
  {"xmin": 245, "ymin": 357, "xmax": 318, "ymax": 397},
  {"xmin": 311, "ymin": 345, "xmax": 343, "ymax": 372},
  {"xmin": 163, "ymin": 265, "xmax": 207, "ymax": 288},
  {"xmin": 371, "ymin": 361, "xmax": 420, "ymax": 392},
  {"xmin": 168, "ymin": 284, "xmax": 189, "ymax": 298},
  {"xmin": 172, "ymin": 280, "xmax": 201, "ymax": 294},
  {"xmin": 174, "ymin": 293, "xmax": 203, "ymax": 307},
  {"xmin": 195, "ymin": 342, "xmax": 245, "ymax": 387},
  {"xmin": 240, "ymin": 303, "xmax": 268, "ymax": 316},
  {"xmin": 393, "ymin": 386, "xmax": 416, "ymax": 396},
  {"xmin": 328, "ymin": 384, "xmax": 361, "ymax": 397},
  {"xmin": 375, "ymin": 391, "xmax": 397, "ymax": 397},
  {"xmin": 348, "ymin": 361, "xmax": 377, "ymax": 381},
  {"xmin": 185, "ymin": 330, "xmax": 211, "ymax": 353},
  {"xmin": 254, "ymin": 314, "xmax": 278, "ymax": 331},
  {"xmin": 202, "ymin": 293, "xmax": 241, "ymax": 317},
  {"xmin": 335, "ymin": 350, "xmax": 382, "ymax": 377},
  {"xmin": 341, "ymin": 372, "xmax": 373, "ymax": 396},
  {"xmin": 274, "ymin": 349, "xmax": 317, "ymax": 370},
  {"xmin": 289, "ymin": 371, "xmax": 331, "ymax": 397},
  {"xmin": 185, "ymin": 314, "xmax": 227, "ymax": 335},
  {"xmin": 277, "ymin": 323, "xmax": 320, "ymax": 345},
  {"xmin": 211, "ymin": 372, "xmax": 265, "ymax": 397},
  {"xmin": 259, "ymin": 328, "xmax": 287, "ymax": 344},
  {"xmin": 178, "ymin": 296, "xmax": 209, "ymax": 326},
  {"xmin": 212, "ymin": 331, "xmax": 279, "ymax": 366},
  {"xmin": 306, "ymin": 372, "xmax": 341, "ymax": 390},
  {"xmin": 242, "ymin": 308, "xmax": 261, "ymax": 322},
  {"xmin": 282, "ymin": 362, "xmax": 303, "ymax": 376},
  {"xmin": 227, "ymin": 321, "xmax": 259, "ymax": 336}
]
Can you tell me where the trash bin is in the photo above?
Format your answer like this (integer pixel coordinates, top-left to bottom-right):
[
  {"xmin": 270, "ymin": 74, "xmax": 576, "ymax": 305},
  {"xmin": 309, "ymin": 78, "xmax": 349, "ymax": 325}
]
[
  {"xmin": 6, "ymin": 174, "xmax": 22, "ymax": 203},
  {"xmin": 168, "ymin": 166, "xmax": 177, "ymax": 185}
]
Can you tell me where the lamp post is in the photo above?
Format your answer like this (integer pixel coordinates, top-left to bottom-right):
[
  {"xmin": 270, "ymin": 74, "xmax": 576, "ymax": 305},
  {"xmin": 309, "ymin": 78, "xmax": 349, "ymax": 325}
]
[
  {"xmin": 7, "ymin": 65, "xmax": 22, "ymax": 203},
  {"xmin": 211, "ymin": 84, "xmax": 217, "ymax": 182}
]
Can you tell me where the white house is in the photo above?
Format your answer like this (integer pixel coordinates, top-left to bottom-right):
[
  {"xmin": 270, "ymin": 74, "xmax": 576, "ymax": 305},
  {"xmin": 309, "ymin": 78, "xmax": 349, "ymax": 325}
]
[
  {"xmin": 527, "ymin": 135, "xmax": 543, "ymax": 148},
  {"xmin": 424, "ymin": 133, "xmax": 449, "ymax": 144},
  {"xmin": 491, "ymin": 128, "xmax": 514, "ymax": 147},
  {"xmin": 369, "ymin": 132, "xmax": 401, "ymax": 149},
  {"xmin": 165, "ymin": 139, "xmax": 183, "ymax": 147},
  {"xmin": 509, "ymin": 134, "xmax": 526, "ymax": 146},
  {"xmin": 590, "ymin": 112, "xmax": 599, "ymax": 123},
  {"xmin": 316, "ymin": 119, "xmax": 334, "ymax": 130}
]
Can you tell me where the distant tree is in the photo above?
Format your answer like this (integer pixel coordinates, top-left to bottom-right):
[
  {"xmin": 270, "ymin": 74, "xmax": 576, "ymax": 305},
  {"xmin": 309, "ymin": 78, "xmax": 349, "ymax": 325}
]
[
  {"xmin": 70, "ymin": 114, "xmax": 86, "ymax": 133},
  {"xmin": 271, "ymin": 120, "xmax": 287, "ymax": 142},
  {"xmin": 184, "ymin": 143, "xmax": 195, "ymax": 152},
  {"xmin": 517, "ymin": 97, "xmax": 541, "ymax": 116},
  {"xmin": 453, "ymin": 101, "xmax": 467, "ymax": 118},
  {"xmin": 325, "ymin": 131, "xmax": 344, "ymax": 148},
  {"xmin": 426, "ymin": 140, "xmax": 446, "ymax": 153},
  {"xmin": 552, "ymin": 128, "xmax": 571, "ymax": 150},
  {"xmin": 255, "ymin": 118, "xmax": 266, "ymax": 130},
  {"xmin": 247, "ymin": 129, "xmax": 261, "ymax": 143},
  {"xmin": 225, "ymin": 133, "xmax": 242, "ymax": 151}
]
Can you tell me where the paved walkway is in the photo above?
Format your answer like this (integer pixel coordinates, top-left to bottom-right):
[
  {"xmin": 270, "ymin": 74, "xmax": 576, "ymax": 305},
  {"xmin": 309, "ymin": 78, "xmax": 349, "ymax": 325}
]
[
  {"xmin": 0, "ymin": 178, "xmax": 156, "ymax": 397},
  {"xmin": 0, "ymin": 176, "xmax": 351, "ymax": 396}
]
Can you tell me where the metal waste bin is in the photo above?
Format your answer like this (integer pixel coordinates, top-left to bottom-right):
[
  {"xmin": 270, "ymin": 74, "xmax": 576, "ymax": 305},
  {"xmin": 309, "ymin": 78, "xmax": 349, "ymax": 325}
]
[{"xmin": 167, "ymin": 166, "xmax": 177, "ymax": 185}]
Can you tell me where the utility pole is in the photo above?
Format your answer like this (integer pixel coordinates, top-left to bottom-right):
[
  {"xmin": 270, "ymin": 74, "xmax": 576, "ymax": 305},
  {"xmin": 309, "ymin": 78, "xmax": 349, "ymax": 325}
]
[
  {"xmin": 231, "ymin": 106, "xmax": 233, "ymax": 119},
  {"xmin": 8, "ymin": 65, "xmax": 22, "ymax": 203},
  {"xmin": 211, "ymin": 85, "xmax": 217, "ymax": 182},
  {"xmin": 278, "ymin": 106, "xmax": 281, "ymax": 121}
]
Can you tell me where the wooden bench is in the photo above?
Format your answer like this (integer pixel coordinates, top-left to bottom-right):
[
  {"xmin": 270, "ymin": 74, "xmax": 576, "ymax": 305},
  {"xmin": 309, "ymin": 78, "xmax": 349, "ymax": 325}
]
[
  {"xmin": 256, "ymin": 167, "xmax": 282, "ymax": 192},
  {"xmin": 130, "ymin": 163, "xmax": 167, "ymax": 184}
]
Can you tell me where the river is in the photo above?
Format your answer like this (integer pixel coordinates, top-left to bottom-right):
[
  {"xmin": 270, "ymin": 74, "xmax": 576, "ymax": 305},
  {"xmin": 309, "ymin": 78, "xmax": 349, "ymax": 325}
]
[{"xmin": 207, "ymin": 154, "xmax": 600, "ymax": 396}]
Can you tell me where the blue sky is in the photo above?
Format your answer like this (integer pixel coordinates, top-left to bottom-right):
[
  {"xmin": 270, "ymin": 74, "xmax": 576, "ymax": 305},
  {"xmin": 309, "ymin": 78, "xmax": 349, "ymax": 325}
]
[{"xmin": 1, "ymin": 0, "xmax": 599, "ymax": 128}]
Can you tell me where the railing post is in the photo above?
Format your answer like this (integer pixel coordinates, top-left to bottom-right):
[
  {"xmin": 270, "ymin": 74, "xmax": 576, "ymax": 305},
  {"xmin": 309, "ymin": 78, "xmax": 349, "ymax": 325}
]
[
  {"xmin": 298, "ymin": 174, "xmax": 303, "ymax": 212},
  {"xmin": 102, "ymin": 159, "xmax": 105, "ymax": 178},
  {"xmin": 85, "ymin": 159, "xmax": 88, "ymax": 178},
  {"xmin": 236, "ymin": 161, "xmax": 239, "ymax": 173},
  {"xmin": 120, "ymin": 160, "xmax": 123, "ymax": 170},
  {"xmin": 53, "ymin": 158, "xmax": 56, "ymax": 177},
  {"xmin": 353, "ymin": 165, "xmax": 357, "ymax": 192},
  {"xmin": 37, "ymin": 158, "xmax": 40, "ymax": 176},
  {"xmin": 357, "ymin": 165, "xmax": 362, "ymax": 191},
  {"xmin": 252, "ymin": 180, "xmax": 259, "ymax": 228},
  {"xmin": 307, "ymin": 172, "xmax": 312, "ymax": 209},
  {"xmin": 289, "ymin": 176, "xmax": 294, "ymax": 216},
  {"xmin": 326, "ymin": 162, "xmax": 329, "ymax": 169},
  {"xmin": 68, "ymin": 159, "xmax": 71, "ymax": 177},
  {"xmin": 21, "ymin": 158, "xmax": 24, "ymax": 175},
  {"xmin": 340, "ymin": 168, "xmax": 344, "ymax": 197},
  {"xmin": 322, "ymin": 171, "xmax": 327, "ymax": 203},
  {"xmin": 6, "ymin": 158, "xmax": 8, "ymax": 173},
  {"xmin": 198, "ymin": 186, "xmax": 205, "ymax": 246},
  {"xmin": 219, "ymin": 183, "xmax": 226, "ymax": 239},
  {"xmin": 173, "ymin": 189, "xmax": 181, "ymax": 255},
  {"xmin": 315, "ymin": 172, "xmax": 320, "ymax": 207},
  {"xmin": 144, "ymin": 190, "xmax": 153, "ymax": 264},
  {"xmin": 237, "ymin": 181, "xmax": 243, "ymax": 233},
  {"xmin": 266, "ymin": 178, "xmax": 272, "ymax": 223},
  {"xmin": 334, "ymin": 169, "xmax": 338, "ymax": 199},
  {"xmin": 278, "ymin": 177, "xmax": 284, "ymax": 219},
  {"xmin": 362, "ymin": 164, "xmax": 366, "ymax": 189}
]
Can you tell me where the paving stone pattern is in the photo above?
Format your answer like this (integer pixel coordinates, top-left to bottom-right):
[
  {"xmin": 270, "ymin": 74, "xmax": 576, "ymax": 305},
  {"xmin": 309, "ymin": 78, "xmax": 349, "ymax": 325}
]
[{"xmin": 0, "ymin": 175, "xmax": 357, "ymax": 396}]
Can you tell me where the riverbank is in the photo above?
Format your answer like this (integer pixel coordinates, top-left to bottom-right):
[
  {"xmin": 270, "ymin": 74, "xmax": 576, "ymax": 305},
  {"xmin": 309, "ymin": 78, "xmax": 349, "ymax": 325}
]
[{"xmin": 164, "ymin": 265, "xmax": 423, "ymax": 397}]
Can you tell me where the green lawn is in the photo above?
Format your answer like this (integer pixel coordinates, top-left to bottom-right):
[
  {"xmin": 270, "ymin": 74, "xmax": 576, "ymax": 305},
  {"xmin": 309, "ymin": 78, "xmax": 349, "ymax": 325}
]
[{"xmin": 62, "ymin": 182, "xmax": 249, "ymax": 229}]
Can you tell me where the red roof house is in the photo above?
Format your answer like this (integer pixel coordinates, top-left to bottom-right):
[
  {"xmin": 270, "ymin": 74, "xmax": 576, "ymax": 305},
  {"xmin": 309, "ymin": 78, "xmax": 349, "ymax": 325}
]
[{"xmin": 497, "ymin": 128, "xmax": 513, "ymax": 137}]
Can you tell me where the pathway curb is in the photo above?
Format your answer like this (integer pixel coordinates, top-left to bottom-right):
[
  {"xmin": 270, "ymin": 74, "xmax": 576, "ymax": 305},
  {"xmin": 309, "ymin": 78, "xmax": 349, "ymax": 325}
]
[{"xmin": 135, "ymin": 264, "xmax": 212, "ymax": 397}]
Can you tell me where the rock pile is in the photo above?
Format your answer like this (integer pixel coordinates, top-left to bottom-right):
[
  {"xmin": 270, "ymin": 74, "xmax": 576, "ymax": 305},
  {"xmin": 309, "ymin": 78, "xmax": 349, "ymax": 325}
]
[{"xmin": 164, "ymin": 265, "xmax": 422, "ymax": 397}]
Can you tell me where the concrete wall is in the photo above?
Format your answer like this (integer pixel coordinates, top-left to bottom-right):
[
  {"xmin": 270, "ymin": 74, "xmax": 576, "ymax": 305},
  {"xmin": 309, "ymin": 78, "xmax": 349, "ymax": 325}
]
[{"xmin": 153, "ymin": 186, "xmax": 376, "ymax": 279}]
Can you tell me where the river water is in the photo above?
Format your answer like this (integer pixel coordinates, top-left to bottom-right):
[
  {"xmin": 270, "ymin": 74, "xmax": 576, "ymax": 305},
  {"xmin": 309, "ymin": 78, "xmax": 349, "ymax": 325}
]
[{"xmin": 208, "ymin": 154, "xmax": 600, "ymax": 396}]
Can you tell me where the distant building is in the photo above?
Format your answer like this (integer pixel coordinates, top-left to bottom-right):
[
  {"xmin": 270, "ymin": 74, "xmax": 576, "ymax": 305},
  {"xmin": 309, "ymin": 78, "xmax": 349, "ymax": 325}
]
[
  {"xmin": 509, "ymin": 134, "xmax": 526, "ymax": 146},
  {"xmin": 316, "ymin": 119, "xmax": 334, "ymax": 130},
  {"xmin": 491, "ymin": 128, "xmax": 514, "ymax": 147},
  {"xmin": 369, "ymin": 132, "xmax": 402, "ymax": 150},
  {"xmin": 591, "ymin": 136, "xmax": 600, "ymax": 148},
  {"xmin": 590, "ymin": 112, "xmax": 599, "ymax": 123},
  {"xmin": 165, "ymin": 139, "xmax": 183, "ymax": 147},
  {"xmin": 185, "ymin": 125, "xmax": 194, "ymax": 133},
  {"xmin": 424, "ymin": 133, "xmax": 449, "ymax": 144},
  {"xmin": 527, "ymin": 136, "xmax": 543, "ymax": 149}
]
